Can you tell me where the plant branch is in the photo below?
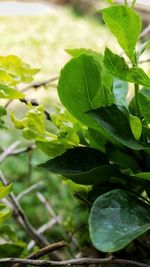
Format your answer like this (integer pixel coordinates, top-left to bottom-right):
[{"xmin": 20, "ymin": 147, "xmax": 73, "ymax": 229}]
[
  {"xmin": 0, "ymin": 256, "xmax": 148, "ymax": 267},
  {"xmin": 139, "ymin": 58, "xmax": 150, "ymax": 64},
  {"xmin": 0, "ymin": 171, "xmax": 48, "ymax": 248},
  {"xmin": 20, "ymin": 98, "xmax": 51, "ymax": 121},
  {"xmin": 27, "ymin": 241, "xmax": 67, "ymax": 260},
  {"xmin": 5, "ymin": 76, "xmax": 59, "ymax": 108},
  {"xmin": 131, "ymin": 0, "xmax": 136, "ymax": 8},
  {"xmin": 140, "ymin": 24, "xmax": 150, "ymax": 39},
  {"xmin": 0, "ymin": 141, "xmax": 20, "ymax": 163},
  {"xmin": 17, "ymin": 182, "xmax": 44, "ymax": 201}
]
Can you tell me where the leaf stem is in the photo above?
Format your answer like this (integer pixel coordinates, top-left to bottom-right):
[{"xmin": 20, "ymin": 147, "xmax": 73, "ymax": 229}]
[
  {"xmin": 124, "ymin": 0, "xmax": 128, "ymax": 5},
  {"xmin": 134, "ymin": 83, "xmax": 140, "ymax": 118}
]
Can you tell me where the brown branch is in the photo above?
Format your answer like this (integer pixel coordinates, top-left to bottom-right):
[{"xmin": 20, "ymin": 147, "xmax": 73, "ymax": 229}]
[
  {"xmin": 27, "ymin": 241, "xmax": 67, "ymax": 260},
  {"xmin": 0, "ymin": 141, "xmax": 20, "ymax": 163},
  {"xmin": 0, "ymin": 171, "xmax": 48, "ymax": 249},
  {"xmin": 5, "ymin": 76, "xmax": 59, "ymax": 108},
  {"xmin": 140, "ymin": 24, "xmax": 150, "ymax": 39},
  {"xmin": 20, "ymin": 98, "xmax": 51, "ymax": 121},
  {"xmin": 21, "ymin": 76, "xmax": 59, "ymax": 93},
  {"xmin": 17, "ymin": 182, "xmax": 44, "ymax": 201},
  {"xmin": 0, "ymin": 256, "xmax": 148, "ymax": 267},
  {"xmin": 139, "ymin": 58, "xmax": 150, "ymax": 64}
]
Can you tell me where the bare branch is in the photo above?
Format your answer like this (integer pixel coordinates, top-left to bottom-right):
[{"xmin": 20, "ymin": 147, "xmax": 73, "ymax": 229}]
[
  {"xmin": 0, "ymin": 256, "xmax": 148, "ymax": 267},
  {"xmin": 36, "ymin": 192, "xmax": 58, "ymax": 219},
  {"xmin": 139, "ymin": 58, "xmax": 150, "ymax": 64},
  {"xmin": 28, "ymin": 218, "xmax": 61, "ymax": 250},
  {"xmin": 21, "ymin": 76, "xmax": 59, "ymax": 93},
  {"xmin": 0, "ymin": 171, "xmax": 48, "ymax": 248},
  {"xmin": 27, "ymin": 241, "xmax": 67, "ymax": 260},
  {"xmin": 140, "ymin": 24, "xmax": 150, "ymax": 39},
  {"xmin": 17, "ymin": 182, "xmax": 44, "ymax": 201},
  {"xmin": 5, "ymin": 76, "xmax": 59, "ymax": 108},
  {"xmin": 0, "ymin": 141, "xmax": 20, "ymax": 163}
]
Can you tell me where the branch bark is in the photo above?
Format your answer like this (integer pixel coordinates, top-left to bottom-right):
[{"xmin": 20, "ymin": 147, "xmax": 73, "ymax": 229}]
[{"xmin": 0, "ymin": 256, "xmax": 148, "ymax": 267}]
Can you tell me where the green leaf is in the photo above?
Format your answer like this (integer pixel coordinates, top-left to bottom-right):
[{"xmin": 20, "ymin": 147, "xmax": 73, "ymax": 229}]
[
  {"xmin": 0, "ymin": 55, "xmax": 39, "ymax": 84},
  {"xmin": 88, "ymin": 104, "xmax": 146, "ymax": 150},
  {"xmin": 89, "ymin": 189, "xmax": 150, "ymax": 252},
  {"xmin": 58, "ymin": 54, "xmax": 114, "ymax": 135},
  {"xmin": 0, "ymin": 182, "xmax": 12, "ymax": 199},
  {"xmin": 133, "ymin": 172, "xmax": 150, "ymax": 181},
  {"xmin": 106, "ymin": 145, "xmax": 139, "ymax": 172},
  {"xmin": 66, "ymin": 48, "xmax": 113, "ymax": 103},
  {"xmin": 0, "ymin": 84, "xmax": 24, "ymax": 99},
  {"xmin": 11, "ymin": 104, "xmax": 56, "ymax": 142},
  {"xmin": 104, "ymin": 48, "xmax": 150, "ymax": 88},
  {"xmin": 129, "ymin": 115, "xmax": 142, "ymax": 140},
  {"xmin": 88, "ymin": 128, "xmax": 107, "ymax": 153},
  {"xmin": 36, "ymin": 141, "xmax": 70, "ymax": 159},
  {"xmin": 102, "ymin": 5, "xmax": 141, "ymax": 61},
  {"xmin": 0, "ymin": 243, "xmax": 25, "ymax": 258},
  {"xmin": 139, "ymin": 88, "xmax": 150, "ymax": 122},
  {"xmin": 0, "ymin": 203, "xmax": 12, "ymax": 222},
  {"xmin": 38, "ymin": 147, "xmax": 123, "ymax": 185},
  {"xmin": 113, "ymin": 79, "xmax": 128, "ymax": 107}
]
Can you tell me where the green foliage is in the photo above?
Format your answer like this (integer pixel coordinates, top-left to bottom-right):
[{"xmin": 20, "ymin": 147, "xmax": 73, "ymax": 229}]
[
  {"xmin": 89, "ymin": 189, "xmax": 150, "ymax": 252},
  {"xmin": 1, "ymin": 0, "xmax": 150, "ymax": 262},
  {"xmin": 101, "ymin": 5, "xmax": 141, "ymax": 62},
  {"xmin": 35, "ymin": 3, "xmax": 150, "ymax": 255}
]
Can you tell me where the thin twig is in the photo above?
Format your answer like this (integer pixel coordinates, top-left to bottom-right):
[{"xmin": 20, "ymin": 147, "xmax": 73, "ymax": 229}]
[
  {"xmin": 20, "ymin": 98, "xmax": 51, "ymax": 121},
  {"xmin": 140, "ymin": 24, "xmax": 150, "ymax": 39},
  {"xmin": 0, "ymin": 141, "xmax": 20, "ymax": 163},
  {"xmin": 21, "ymin": 77, "xmax": 59, "ymax": 93},
  {"xmin": 17, "ymin": 182, "xmax": 44, "ymax": 201},
  {"xmin": 0, "ymin": 171, "xmax": 48, "ymax": 248},
  {"xmin": 0, "ymin": 256, "xmax": 148, "ymax": 267},
  {"xmin": 28, "ymin": 218, "xmax": 61, "ymax": 250},
  {"xmin": 27, "ymin": 241, "xmax": 67, "ymax": 260},
  {"xmin": 5, "ymin": 76, "xmax": 59, "ymax": 108},
  {"xmin": 36, "ymin": 192, "xmax": 58, "ymax": 219},
  {"xmin": 139, "ymin": 58, "xmax": 150, "ymax": 64}
]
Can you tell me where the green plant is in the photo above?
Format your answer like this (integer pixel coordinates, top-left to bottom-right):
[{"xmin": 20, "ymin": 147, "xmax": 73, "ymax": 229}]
[
  {"xmin": 34, "ymin": 3, "xmax": 150, "ymax": 255},
  {"xmin": 1, "ymin": 1, "xmax": 150, "ymax": 266}
]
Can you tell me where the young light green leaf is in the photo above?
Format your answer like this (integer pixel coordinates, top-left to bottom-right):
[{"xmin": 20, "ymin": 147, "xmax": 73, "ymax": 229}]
[
  {"xmin": 89, "ymin": 189, "xmax": 150, "ymax": 252},
  {"xmin": 88, "ymin": 104, "xmax": 146, "ymax": 150},
  {"xmin": 0, "ymin": 84, "xmax": 24, "ymax": 99},
  {"xmin": 36, "ymin": 141, "xmax": 70, "ymax": 159},
  {"xmin": 129, "ymin": 115, "xmax": 142, "ymax": 140},
  {"xmin": 104, "ymin": 48, "xmax": 150, "ymax": 88},
  {"xmin": 133, "ymin": 172, "xmax": 150, "ymax": 181},
  {"xmin": 139, "ymin": 88, "xmax": 150, "ymax": 122},
  {"xmin": 11, "ymin": 104, "xmax": 56, "ymax": 142},
  {"xmin": 0, "ymin": 203, "xmax": 12, "ymax": 222},
  {"xmin": 0, "ymin": 182, "xmax": 12, "ymax": 199},
  {"xmin": 102, "ymin": 5, "xmax": 141, "ymax": 61},
  {"xmin": 0, "ymin": 55, "xmax": 39, "ymax": 84}
]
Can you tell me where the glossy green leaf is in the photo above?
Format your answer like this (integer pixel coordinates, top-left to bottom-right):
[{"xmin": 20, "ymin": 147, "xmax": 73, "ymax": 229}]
[
  {"xmin": 38, "ymin": 147, "xmax": 124, "ymax": 185},
  {"xmin": 88, "ymin": 128, "xmax": 107, "ymax": 153},
  {"xmin": 113, "ymin": 79, "xmax": 128, "ymax": 107},
  {"xmin": 104, "ymin": 48, "xmax": 150, "ymax": 88},
  {"xmin": 0, "ymin": 84, "xmax": 24, "ymax": 99},
  {"xmin": 58, "ymin": 54, "xmax": 114, "ymax": 135},
  {"xmin": 129, "ymin": 115, "xmax": 142, "ymax": 140},
  {"xmin": 139, "ymin": 88, "xmax": 150, "ymax": 122},
  {"xmin": 102, "ymin": 5, "xmax": 141, "ymax": 61},
  {"xmin": 88, "ymin": 104, "xmax": 146, "ymax": 149},
  {"xmin": 0, "ymin": 182, "xmax": 12, "ymax": 199},
  {"xmin": 89, "ymin": 189, "xmax": 150, "ymax": 252}
]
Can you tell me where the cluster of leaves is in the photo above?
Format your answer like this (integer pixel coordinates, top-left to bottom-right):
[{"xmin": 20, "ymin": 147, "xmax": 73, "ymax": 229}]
[{"xmin": 33, "ymin": 3, "xmax": 150, "ymax": 253}]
